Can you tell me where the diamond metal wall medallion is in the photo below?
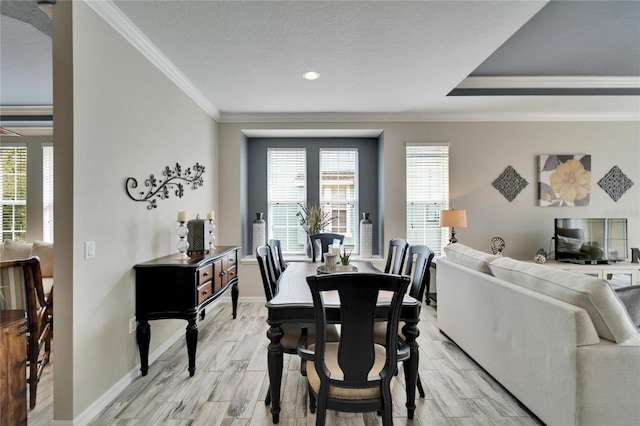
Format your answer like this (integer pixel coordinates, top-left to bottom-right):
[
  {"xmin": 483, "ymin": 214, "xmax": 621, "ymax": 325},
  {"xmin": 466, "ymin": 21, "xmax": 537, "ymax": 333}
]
[
  {"xmin": 492, "ymin": 166, "xmax": 529, "ymax": 202},
  {"xmin": 597, "ymin": 166, "xmax": 634, "ymax": 202}
]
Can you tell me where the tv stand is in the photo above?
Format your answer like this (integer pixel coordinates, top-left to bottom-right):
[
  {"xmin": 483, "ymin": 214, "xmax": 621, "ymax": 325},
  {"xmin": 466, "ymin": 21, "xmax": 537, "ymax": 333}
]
[
  {"xmin": 558, "ymin": 258, "xmax": 611, "ymax": 265},
  {"xmin": 540, "ymin": 260, "xmax": 639, "ymax": 289}
]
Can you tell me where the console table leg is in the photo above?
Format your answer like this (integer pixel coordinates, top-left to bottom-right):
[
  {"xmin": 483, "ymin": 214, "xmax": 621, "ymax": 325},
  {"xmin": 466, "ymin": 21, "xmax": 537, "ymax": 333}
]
[
  {"xmin": 402, "ymin": 321, "xmax": 420, "ymax": 419},
  {"xmin": 267, "ymin": 324, "xmax": 284, "ymax": 423},
  {"xmin": 136, "ymin": 320, "xmax": 151, "ymax": 376},
  {"xmin": 231, "ymin": 282, "xmax": 239, "ymax": 319},
  {"xmin": 186, "ymin": 319, "xmax": 198, "ymax": 377}
]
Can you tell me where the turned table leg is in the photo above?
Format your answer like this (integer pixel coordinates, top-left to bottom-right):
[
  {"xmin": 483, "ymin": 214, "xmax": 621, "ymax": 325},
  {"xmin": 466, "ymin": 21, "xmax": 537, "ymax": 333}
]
[
  {"xmin": 266, "ymin": 323, "xmax": 284, "ymax": 423},
  {"xmin": 136, "ymin": 320, "xmax": 151, "ymax": 376}
]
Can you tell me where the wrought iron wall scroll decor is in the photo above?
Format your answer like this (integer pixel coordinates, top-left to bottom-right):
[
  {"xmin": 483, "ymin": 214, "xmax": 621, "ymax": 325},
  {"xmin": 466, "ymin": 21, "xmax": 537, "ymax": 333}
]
[{"xmin": 125, "ymin": 163, "xmax": 205, "ymax": 209}]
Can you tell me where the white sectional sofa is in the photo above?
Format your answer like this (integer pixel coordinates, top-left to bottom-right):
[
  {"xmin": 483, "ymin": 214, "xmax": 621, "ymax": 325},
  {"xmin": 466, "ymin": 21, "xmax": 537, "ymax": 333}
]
[
  {"xmin": 0, "ymin": 240, "xmax": 54, "ymax": 297},
  {"xmin": 437, "ymin": 243, "xmax": 640, "ymax": 426}
]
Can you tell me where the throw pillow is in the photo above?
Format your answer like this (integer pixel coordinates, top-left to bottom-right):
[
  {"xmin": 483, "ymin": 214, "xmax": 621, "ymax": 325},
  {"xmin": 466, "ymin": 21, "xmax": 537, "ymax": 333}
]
[
  {"xmin": 30, "ymin": 240, "xmax": 54, "ymax": 278},
  {"xmin": 615, "ymin": 286, "xmax": 640, "ymax": 329}
]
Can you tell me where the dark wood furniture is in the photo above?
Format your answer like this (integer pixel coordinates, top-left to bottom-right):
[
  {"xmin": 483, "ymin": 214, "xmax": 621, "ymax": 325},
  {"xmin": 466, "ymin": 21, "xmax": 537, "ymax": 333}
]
[
  {"xmin": 375, "ymin": 244, "xmax": 435, "ymax": 398},
  {"xmin": 384, "ymin": 237, "xmax": 409, "ymax": 274},
  {"xmin": 134, "ymin": 246, "xmax": 239, "ymax": 377},
  {"xmin": 265, "ymin": 261, "xmax": 422, "ymax": 423},
  {"xmin": 0, "ymin": 310, "xmax": 28, "ymax": 426},
  {"xmin": 298, "ymin": 273, "xmax": 410, "ymax": 426},
  {"xmin": 307, "ymin": 233, "xmax": 344, "ymax": 262},
  {"xmin": 0, "ymin": 258, "xmax": 52, "ymax": 409},
  {"xmin": 267, "ymin": 239, "xmax": 286, "ymax": 279}
]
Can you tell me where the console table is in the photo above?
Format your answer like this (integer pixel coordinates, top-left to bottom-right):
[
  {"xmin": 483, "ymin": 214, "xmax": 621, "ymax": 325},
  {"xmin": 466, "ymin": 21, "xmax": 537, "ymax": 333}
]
[{"xmin": 134, "ymin": 246, "xmax": 239, "ymax": 376}]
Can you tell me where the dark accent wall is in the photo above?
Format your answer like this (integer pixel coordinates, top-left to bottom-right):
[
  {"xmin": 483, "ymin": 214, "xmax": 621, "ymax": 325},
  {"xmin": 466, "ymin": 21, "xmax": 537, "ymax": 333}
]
[{"xmin": 244, "ymin": 137, "xmax": 381, "ymax": 257}]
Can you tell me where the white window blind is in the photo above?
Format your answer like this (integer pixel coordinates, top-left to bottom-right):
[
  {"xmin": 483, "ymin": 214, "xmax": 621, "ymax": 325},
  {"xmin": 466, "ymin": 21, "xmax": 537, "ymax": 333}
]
[
  {"xmin": 43, "ymin": 145, "xmax": 54, "ymax": 242},
  {"xmin": 319, "ymin": 149, "xmax": 358, "ymax": 251},
  {"xmin": 267, "ymin": 148, "xmax": 307, "ymax": 253},
  {"xmin": 406, "ymin": 144, "xmax": 449, "ymax": 255},
  {"xmin": 1, "ymin": 146, "xmax": 28, "ymax": 241}
]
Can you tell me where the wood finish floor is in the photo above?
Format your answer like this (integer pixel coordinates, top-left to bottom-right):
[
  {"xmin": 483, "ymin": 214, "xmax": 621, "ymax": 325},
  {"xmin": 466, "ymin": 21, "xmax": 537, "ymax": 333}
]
[{"xmin": 30, "ymin": 300, "xmax": 542, "ymax": 425}]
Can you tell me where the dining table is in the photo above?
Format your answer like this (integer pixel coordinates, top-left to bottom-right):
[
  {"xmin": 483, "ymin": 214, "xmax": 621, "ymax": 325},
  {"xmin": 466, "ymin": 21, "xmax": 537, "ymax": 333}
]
[{"xmin": 265, "ymin": 260, "xmax": 422, "ymax": 423}]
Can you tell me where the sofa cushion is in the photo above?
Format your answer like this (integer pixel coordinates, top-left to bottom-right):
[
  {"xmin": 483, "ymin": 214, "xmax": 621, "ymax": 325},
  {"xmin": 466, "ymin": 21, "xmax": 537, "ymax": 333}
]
[
  {"xmin": 614, "ymin": 286, "xmax": 640, "ymax": 329},
  {"xmin": 443, "ymin": 243, "xmax": 499, "ymax": 275},
  {"xmin": 489, "ymin": 257, "xmax": 638, "ymax": 343},
  {"xmin": 1, "ymin": 240, "xmax": 32, "ymax": 261},
  {"xmin": 30, "ymin": 240, "xmax": 53, "ymax": 278}
]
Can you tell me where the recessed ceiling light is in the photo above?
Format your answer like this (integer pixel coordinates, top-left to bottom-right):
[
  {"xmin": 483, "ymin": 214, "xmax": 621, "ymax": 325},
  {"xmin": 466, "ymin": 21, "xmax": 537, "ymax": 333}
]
[{"xmin": 302, "ymin": 71, "xmax": 320, "ymax": 81}]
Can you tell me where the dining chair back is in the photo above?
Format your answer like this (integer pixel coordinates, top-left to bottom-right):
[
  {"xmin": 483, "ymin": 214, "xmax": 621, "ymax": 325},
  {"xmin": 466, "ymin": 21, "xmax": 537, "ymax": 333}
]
[
  {"xmin": 308, "ymin": 233, "xmax": 344, "ymax": 263},
  {"xmin": 299, "ymin": 272, "xmax": 410, "ymax": 425},
  {"xmin": 384, "ymin": 238, "xmax": 409, "ymax": 274},
  {"xmin": 268, "ymin": 239, "xmax": 286, "ymax": 279},
  {"xmin": 405, "ymin": 244, "xmax": 435, "ymax": 304},
  {"xmin": 257, "ymin": 245, "xmax": 340, "ymax": 407},
  {"xmin": 0, "ymin": 257, "xmax": 52, "ymax": 409},
  {"xmin": 374, "ymin": 244, "xmax": 434, "ymax": 399},
  {"xmin": 256, "ymin": 245, "xmax": 278, "ymax": 301}
]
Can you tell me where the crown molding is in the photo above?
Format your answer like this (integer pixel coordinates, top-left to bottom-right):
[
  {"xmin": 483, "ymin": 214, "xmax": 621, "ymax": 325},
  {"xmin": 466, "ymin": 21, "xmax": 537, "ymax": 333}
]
[
  {"xmin": 83, "ymin": 0, "xmax": 220, "ymax": 120},
  {"xmin": 219, "ymin": 111, "xmax": 640, "ymax": 123},
  {"xmin": 0, "ymin": 105, "xmax": 53, "ymax": 115},
  {"xmin": 457, "ymin": 76, "xmax": 640, "ymax": 89}
]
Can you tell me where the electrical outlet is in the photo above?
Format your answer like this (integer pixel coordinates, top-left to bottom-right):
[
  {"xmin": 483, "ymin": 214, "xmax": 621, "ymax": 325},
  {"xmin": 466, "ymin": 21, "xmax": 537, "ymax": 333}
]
[{"xmin": 129, "ymin": 317, "xmax": 137, "ymax": 334}]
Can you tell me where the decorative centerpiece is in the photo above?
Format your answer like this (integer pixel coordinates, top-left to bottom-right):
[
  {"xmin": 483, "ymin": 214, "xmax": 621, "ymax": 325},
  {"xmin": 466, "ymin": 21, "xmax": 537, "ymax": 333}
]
[
  {"xmin": 296, "ymin": 203, "xmax": 336, "ymax": 256},
  {"xmin": 340, "ymin": 247, "xmax": 352, "ymax": 266},
  {"xmin": 338, "ymin": 247, "xmax": 355, "ymax": 271},
  {"xmin": 296, "ymin": 203, "xmax": 336, "ymax": 234}
]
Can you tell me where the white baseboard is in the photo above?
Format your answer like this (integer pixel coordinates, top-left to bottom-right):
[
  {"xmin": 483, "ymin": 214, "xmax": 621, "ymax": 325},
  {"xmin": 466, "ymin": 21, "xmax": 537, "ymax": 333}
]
[{"xmin": 51, "ymin": 326, "xmax": 185, "ymax": 425}]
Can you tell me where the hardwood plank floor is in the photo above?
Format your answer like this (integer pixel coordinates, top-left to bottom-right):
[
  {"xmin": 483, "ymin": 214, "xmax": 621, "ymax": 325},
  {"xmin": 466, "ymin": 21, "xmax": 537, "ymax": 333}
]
[{"xmin": 29, "ymin": 300, "xmax": 542, "ymax": 425}]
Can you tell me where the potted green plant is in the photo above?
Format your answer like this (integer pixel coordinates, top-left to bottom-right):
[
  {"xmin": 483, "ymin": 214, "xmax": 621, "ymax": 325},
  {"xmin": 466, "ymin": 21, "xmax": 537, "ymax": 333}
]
[{"xmin": 340, "ymin": 247, "xmax": 352, "ymax": 266}]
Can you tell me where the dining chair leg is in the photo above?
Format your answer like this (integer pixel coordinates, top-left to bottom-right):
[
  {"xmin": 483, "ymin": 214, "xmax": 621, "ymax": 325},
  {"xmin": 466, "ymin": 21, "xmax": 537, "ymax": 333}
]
[
  {"xmin": 265, "ymin": 387, "xmax": 271, "ymax": 405},
  {"xmin": 308, "ymin": 385, "xmax": 317, "ymax": 413},
  {"xmin": 417, "ymin": 374, "xmax": 426, "ymax": 398}
]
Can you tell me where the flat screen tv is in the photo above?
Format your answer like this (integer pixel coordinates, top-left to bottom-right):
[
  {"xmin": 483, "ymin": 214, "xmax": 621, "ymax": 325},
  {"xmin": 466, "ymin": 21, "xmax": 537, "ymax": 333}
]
[{"xmin": 554, "ymin": 218, "xmax": 628, "ymax": 263}]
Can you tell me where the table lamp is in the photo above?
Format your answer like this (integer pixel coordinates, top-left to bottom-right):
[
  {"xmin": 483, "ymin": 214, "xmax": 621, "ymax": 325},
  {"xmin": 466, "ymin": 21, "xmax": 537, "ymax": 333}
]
[{"xmin": 439, "ymin": 209, "xmax": 467, "ymax": 244}]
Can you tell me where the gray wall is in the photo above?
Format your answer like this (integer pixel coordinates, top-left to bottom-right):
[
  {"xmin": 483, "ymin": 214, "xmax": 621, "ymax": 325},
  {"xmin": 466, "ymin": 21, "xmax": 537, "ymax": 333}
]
[{"xmin": 245, "ymin": 137, "xmax": 381, "ymax": 256}]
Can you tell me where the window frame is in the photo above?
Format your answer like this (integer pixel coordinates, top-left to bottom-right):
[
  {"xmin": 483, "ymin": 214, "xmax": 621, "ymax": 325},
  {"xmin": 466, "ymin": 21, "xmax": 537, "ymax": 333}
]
[{"xmin": 405, "ymin": 143, "xmax": 449, "ymax": 255}]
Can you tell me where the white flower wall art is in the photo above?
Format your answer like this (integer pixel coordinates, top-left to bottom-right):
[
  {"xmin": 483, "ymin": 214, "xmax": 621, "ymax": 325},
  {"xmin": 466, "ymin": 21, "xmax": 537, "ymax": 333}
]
[{"xmin": 538, "ymin": 154, "xmax": 591, "ymax": 207}]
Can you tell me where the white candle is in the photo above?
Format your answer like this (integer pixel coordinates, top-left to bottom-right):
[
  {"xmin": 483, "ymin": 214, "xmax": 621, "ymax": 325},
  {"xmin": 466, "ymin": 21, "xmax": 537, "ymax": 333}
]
[
  {"xmin": 207, "ymin": 210, "xmax": 215, "ymax": 220},
  {"xmin": 177, "ymin": 211, "xmax": 187, "ymax": 222}
]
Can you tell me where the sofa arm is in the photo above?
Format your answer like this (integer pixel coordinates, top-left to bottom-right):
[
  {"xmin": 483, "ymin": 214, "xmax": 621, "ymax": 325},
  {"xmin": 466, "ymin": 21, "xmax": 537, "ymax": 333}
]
[{"xmin": 615, "ymin": 286, "xmax": 640, "ymax": 328}]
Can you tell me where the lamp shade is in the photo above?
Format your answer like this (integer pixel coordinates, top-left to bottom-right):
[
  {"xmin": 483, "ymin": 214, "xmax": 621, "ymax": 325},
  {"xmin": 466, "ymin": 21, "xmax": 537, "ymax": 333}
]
[{"xmin": 439, "ymin": 209, "xmax": 467, "ymax": 228}]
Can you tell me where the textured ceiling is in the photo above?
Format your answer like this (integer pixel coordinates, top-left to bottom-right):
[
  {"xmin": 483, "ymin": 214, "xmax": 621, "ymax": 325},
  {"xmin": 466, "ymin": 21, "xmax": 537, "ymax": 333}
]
[{"xmin": 1, "ymin": 0, "xmax": 639, "ymax": 126}]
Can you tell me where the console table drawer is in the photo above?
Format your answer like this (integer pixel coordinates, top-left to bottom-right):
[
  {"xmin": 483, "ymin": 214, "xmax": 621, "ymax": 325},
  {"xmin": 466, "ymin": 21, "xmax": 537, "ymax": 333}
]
[
  {"xmin": 198, "ymin": 282, "xmax": 213, "ymax": 304},
  {"xmin": 198, "ymin": 264, "xmax": 213, "ymax": 284},
  {"xmin": 228, "ymin": 265, "xmax": 237, "ymax": 281}
]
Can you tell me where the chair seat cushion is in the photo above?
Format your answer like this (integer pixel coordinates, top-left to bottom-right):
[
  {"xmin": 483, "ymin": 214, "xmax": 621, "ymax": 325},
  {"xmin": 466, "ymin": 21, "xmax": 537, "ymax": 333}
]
[
  {"xmin": 280, "ymin": 323, "xmax": 339, "ymax": 350},
  {"xmin": 306, "ymin": 342, "xmax": 389, "ymax": 400},
  {"xmin": 373, "ymin": 321, "xmax": 407, "ymax": 345}
]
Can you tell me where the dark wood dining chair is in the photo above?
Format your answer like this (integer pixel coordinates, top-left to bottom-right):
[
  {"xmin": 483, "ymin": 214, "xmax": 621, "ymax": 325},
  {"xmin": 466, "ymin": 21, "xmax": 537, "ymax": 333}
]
[
  {"xmin": 0, "ymin": 257, "xmax": 53, "ymax": 409},
  {"xmin": 268, "ymin": 239, "xmax": 286, "ymax": 279},
  {"xmin": 255, "ymin": 245, "xmax": 339, "ymax": 406},
  {"xmin": 376, "ymin": 244, "xmax": 435, "ymax": 398},
  {"xmin": 384, "ymin": 238, "xmax": 409, "ymax": 274},
  {"xmin": 298, "ymin": 272, "xmax": 411, "ymax": 425},
  {"xmin": 308, "ymin": 233, "xmax": 344, "ymax": 262}
]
